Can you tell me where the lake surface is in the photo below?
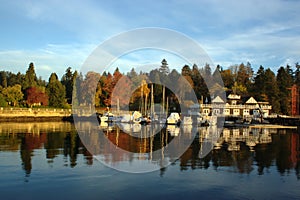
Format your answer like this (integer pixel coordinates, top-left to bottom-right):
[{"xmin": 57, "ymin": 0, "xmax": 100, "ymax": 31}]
[{"xmin": 0, "ymin": 122, "xmax": 300, "ymax": 200}]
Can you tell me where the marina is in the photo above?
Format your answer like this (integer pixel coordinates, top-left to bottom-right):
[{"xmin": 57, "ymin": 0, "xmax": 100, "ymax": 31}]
[{"xmin": 0, "ymin": 122, "xmax": 299, "ymax": 199}]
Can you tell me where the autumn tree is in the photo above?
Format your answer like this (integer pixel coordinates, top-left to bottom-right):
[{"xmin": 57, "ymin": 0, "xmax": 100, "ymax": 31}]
[
  {"xmin": 26, "ymin": 87, "xmax": 48, "ymax": 107},
  {"xmin": 46, "ymin": 73, "xmax": 66, "ymax": 107}
]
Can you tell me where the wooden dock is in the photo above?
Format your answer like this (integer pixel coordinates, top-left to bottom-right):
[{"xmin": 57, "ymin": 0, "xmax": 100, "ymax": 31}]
[{"xmin": 249, "ymin": 124, "xmax": 298, "ymax": 129}]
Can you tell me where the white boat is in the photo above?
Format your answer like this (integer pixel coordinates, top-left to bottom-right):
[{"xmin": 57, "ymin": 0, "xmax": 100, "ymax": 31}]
[
  {"xmin": 100, "ymin": 112, "xmax": 114, "ymax": 122},
  {"xmin": 120, "ymin": 114, "xmax": 132, "ymax": 123},
  {"xmin": 167, "ymin": 112, "xmax": 181, "ymax": 125}
]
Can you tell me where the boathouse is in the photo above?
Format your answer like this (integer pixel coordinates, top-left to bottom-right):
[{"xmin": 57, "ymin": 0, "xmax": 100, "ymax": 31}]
[{"xmin": 200, "ymin": 94, "xmax": 272, "ymax": 118}]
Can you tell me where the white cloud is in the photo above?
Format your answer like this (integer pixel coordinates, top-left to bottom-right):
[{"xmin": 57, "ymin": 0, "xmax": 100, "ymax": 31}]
[{"xmin": 0, "ymin": 43, "xmax": 96, "ymax": 79}]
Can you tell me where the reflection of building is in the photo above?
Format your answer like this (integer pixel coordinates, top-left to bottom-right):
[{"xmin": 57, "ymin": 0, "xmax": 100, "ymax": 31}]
[
  {"xmin": 200, "ymin": 94, "xmax": 272, "ymax": 118},
  {"xmin": 208, "ymin": 128, "xmax": 272, "ymax": 151},
  {"xmin": 290, "ymin": 84, "xmax": 299, "ymax": 116},
  {"xmin": 290, "ymin": 133, "xmax": 300, "ymax": 168}
]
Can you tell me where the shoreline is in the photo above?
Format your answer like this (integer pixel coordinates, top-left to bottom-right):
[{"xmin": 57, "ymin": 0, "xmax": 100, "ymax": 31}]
[{"xmin": 0, "ymin": 116, "xmax": 74, "ymax": 123}]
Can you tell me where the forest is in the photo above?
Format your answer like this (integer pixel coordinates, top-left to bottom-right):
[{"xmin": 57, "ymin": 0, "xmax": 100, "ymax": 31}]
[{"xmin": 0, "ymin": 59, "xmax": 299, "ymax": 115}]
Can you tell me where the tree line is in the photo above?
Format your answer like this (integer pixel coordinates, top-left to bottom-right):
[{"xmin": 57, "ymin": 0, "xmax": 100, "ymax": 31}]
[{"xmin": 0, "ymin": 60, "xmax": 299, "ymax": 115}]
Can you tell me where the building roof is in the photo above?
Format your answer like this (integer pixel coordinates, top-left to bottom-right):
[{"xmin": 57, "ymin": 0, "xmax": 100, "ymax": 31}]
[
  {"xmin": 245, "ymin": 97, "xmax": 258, "ymax": 104},
  {"xmin": 228, "ymin": 94, "xmax": 241, "ymax": 100},
  {"xmin": 212, "ymin": 96, "xmax": 225, "ymax": 103}
]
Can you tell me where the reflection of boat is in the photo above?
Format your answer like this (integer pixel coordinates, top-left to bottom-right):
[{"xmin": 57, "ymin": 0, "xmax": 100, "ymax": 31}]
[
  {"xmin": 167, "ymin": 112, "xmax": 181, "ymax": 125},
  {"xmin": 182, "ymin": 124, "xmax": 193, "ymax": 135},
  {"xmin": 117, "ymin": 123, "xmax": 141, "ymax": 134},
  {"xmin": 167, "ymin": 125, "xmax": 180, "ymax": 136},
  {"xmin": 228, "ymin": 143, "xmax": 240, "ymax": 151},
  {"xmin": 182, "ymin": 116, "xmax": 193, "ymax": 125},
  {"xmin": 214, "ymin": 138, "xmax": 224, "ymax": 150},
  {"xmin": 120, "ymin": 114, "xmax": 132, "ymax": 123}
]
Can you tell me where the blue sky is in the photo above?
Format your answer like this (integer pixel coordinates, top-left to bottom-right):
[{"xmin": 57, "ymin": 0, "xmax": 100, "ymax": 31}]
[{"xmin": 0, "ymin": 0, "xmax": 300, "ymax": 79}]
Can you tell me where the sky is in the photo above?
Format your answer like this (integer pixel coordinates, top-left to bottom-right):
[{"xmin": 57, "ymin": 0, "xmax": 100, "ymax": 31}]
[{"xmin": 0, "ymin": 0, "xmax": 300, "ymax": 79}]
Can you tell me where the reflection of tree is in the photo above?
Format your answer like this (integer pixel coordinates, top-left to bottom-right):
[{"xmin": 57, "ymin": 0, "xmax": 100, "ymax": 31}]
[
  {"xmin": 20, "ymin": 133, "xmax": 47, "ymax": 177},
  {"xmin": 275, "ymin": 133, "xmax": 293, "ymax": 175},
  {"xmin": 64, "ymin": 131, "xmax": 80, "ymax": 168},
  {"xmin": 45, "ymin": 132, "xmax": 65, "ymax": 160},
  {"xmin": 177, "ymin": 129, "xmax": 300, "ymax": 176}
]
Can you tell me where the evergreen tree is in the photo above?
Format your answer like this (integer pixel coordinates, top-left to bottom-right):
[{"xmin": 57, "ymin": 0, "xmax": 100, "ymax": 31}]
[
  {"xmin": 46, "ymin": 73, "xmax": 66, "ymax": 107},
  {"xmin": 0, "ymin": 71, "xmax": 7, "ymax": 88},
  {"xmin": 127, "ymin": 68, "xmax": 138, "ymax": 79},
  {"xmin": 23, "ymin": 62, "xmax": 37, "ymax": 90},
  {"xmin": 277, "ymin": 66, "xmax": 293, "ymax": 115},
  {"xmin": 220, "ymin": 69, "xmax": 234, "ymax": 91},
  {"xmin": 251, "ymin": 66, "xmax": 266, "ymax": 101},
  {"xmin": 265, "ymin": 68, "xmax": 280, "ymax": 113},
  {"xmin": 295, "ymin": 63, "xmax": 300, "ymax": 87},
  {"xmin": 192, "ymin": 64, "xmax": 209, "ymax": 102},
  {"xmin": 159, "ymin": 59, "xmax": 170, "ymax": 75},
  {"xmin": 61, "ymin": 67, "xmax": 75, "ymax": 104}
]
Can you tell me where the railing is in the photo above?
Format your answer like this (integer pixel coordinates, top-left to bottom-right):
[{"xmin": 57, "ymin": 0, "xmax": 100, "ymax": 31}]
[
  {"xmin": 0, "ymin": 107, "xmax": 72, "ymax": 117},
  {"xmin": 200, "ymin": 104, "xmax": 272, "ymax": 110}
]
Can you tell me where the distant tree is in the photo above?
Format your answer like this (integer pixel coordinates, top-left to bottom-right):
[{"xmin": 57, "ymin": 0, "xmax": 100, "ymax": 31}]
[
  {"xmin": 1, "ymin": 84, "xmax": 23, "ymax": 106},
  {"xmin": 159, "ymin": 59, "xmax": 170, "ymax": 75},
  {"xmin": 0, "ymin": 93, "xmax": 6, "ymax": 107},
  {"xmin": 181, "ymin": 65, "xmax": 192, "ymax": 76},
  {"xmin": 80, "ymin": 71, "xmax": 100, "ymax": 106},
  {"xmin": 71, "ymin": 71, "xmax": 79, "ymax": 106},
  {"xmin": 61, "ymin": 67, "xmax": 76, "ymax": 104},
  {"xmin": 212, "ymin": 65, "xmax": 225, "ymax": 93},
  {"xmin": 37, "ymin": 76, "xmax": 46, "ymax": 87},
  {"xmin": 181, "ymin": 65, "xmax": 194, "ymax": 88},
  {"xmin": 23, "ymin": 62, "xmax": 37, "ymax": 90},
  {"xmin": 220, "ymin": 69, "xmax": 234, "ymax": 91},
  {"xmin": 295, "ymin": 63, "xmax": 300, "ymax": 87},
  {"xmin": 26, "ymin": 87, "xmax": 48, "ymax": 107},
  {"xmin": 0, "ymin": 71, "xmax": 7, "ymax": 88},
  {"xmin": 264, "ymin": 68, "xmax": 280, "ymax": 113},
  {"xmin": 127, "ymin": 68, "xmax": 138, "ymax": 79},
  {"xmin": 236, "ymin": 62, "xmax": 253, "ymax": 91},
  {"xmin": 203, "ymin": 63, "xmax": 212, "ymax": 78},
  {"xmin": 8, "ymin": 72, "xmax": 24, "ymax": 86},
  {"xmin": 101, "ymin": 72, "xmax": 113, "ymax": 106},
  {"xmin": 149, "ymin": 69, "xmax": 163, "ymax": 103},
  {"xmin": 250, "ymin": 66, "xmax": 266, "ymax": 101},
  {"xmin": 277, "ymin": 66, "xmax": 293, "ymax": 115},
  {"xmin": 192, "ymin": 64, "xmax": 209, "ymax": 102},
  {"xmin": 46, "ymin": 73, "xmax": 66, "ymax": 107}
]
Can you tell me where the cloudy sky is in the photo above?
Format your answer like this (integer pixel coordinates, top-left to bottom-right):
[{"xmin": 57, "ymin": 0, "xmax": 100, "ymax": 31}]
[{"xmin": 0, "ymin": 0, "xmax": 299, "ymax": 79}]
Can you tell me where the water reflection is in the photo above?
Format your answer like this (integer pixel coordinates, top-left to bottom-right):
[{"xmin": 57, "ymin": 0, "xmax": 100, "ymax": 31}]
[
  {"xmin": 0, "ymin": 122, "xmax": 299, "ymax": 179},
  {"xmin": 0, "ymin": 122, "xmax": 93, "ymax": 179}
]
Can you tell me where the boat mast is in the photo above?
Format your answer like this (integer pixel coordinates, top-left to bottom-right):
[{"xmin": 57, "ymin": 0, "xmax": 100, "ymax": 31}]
[
  {"xmin": 162, "ymin": 85, "xmax": 165, "ymax": 115},
  {"xmin": 151, "ymin": 84, "xmax": 154, "ymax": 117}
]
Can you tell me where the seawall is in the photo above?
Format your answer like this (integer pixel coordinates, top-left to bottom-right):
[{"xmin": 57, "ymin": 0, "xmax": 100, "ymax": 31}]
[{"xmin": 0, "ymin": 107, "xmax": 73, "ymax": 122}]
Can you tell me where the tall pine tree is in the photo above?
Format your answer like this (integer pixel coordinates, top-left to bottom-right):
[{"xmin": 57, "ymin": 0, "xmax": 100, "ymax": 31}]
[{"xmin": 46, "ymin": 73, "xmax": 66, "ymax": 107}]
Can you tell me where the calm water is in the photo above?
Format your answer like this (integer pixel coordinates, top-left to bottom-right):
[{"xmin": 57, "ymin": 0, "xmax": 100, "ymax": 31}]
[{"xmin": 0, "ymin": 122, "xmax": 300, "ymax": 200}]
